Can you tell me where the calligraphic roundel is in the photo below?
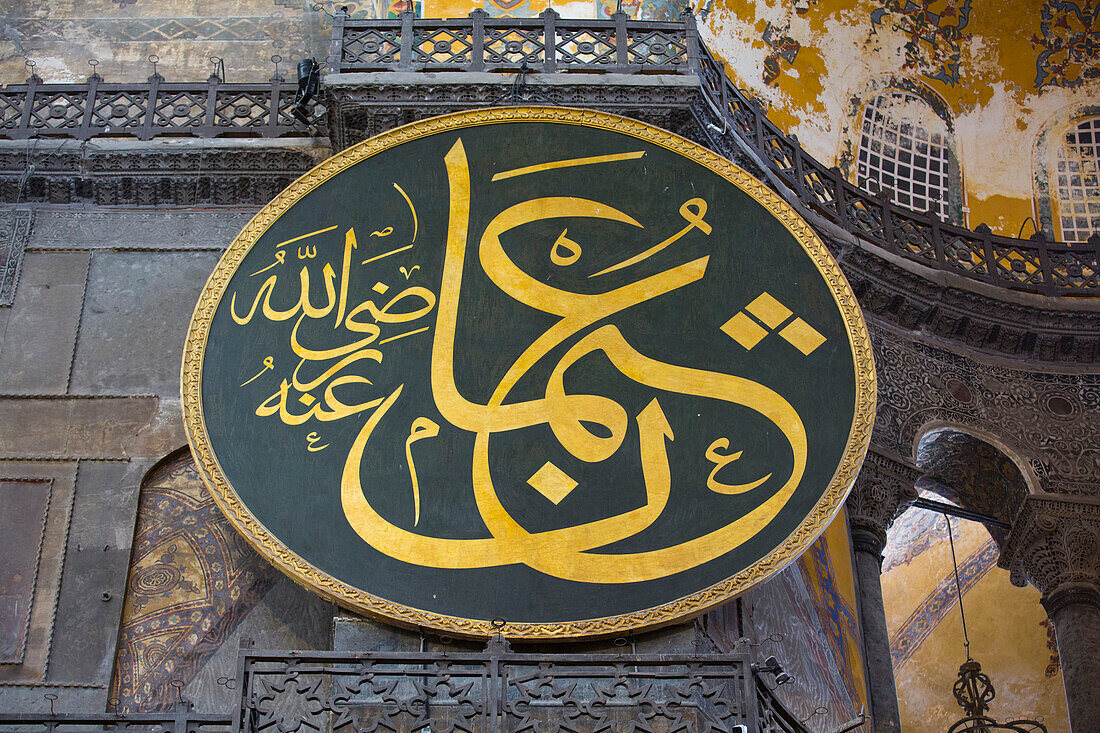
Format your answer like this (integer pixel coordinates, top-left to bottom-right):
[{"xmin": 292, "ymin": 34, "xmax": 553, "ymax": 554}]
[{"xmin": 182, "ymin": 108, "xmax": 875, "ymax": 639}]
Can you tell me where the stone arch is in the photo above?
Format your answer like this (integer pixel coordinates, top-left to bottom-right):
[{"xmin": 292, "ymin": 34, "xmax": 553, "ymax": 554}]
[{"xmin": 912, "ymin": 424, "xmax": 1032, "ymax": 546}]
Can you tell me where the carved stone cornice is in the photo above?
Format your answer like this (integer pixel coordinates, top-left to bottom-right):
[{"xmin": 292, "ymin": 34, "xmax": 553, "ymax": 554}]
[
  {"xmin": 998, "ymin": 495, "xmax": 1100, "ymax": 598},
  {"xmin": 323, "ymin": 73, "xmax": 702, "ymax": 152},
  {"xmin": 846, "ymin": 449, "xmax": 922, "ymax": 555},
  {"xmin": 0, "ymin": 138, "xmax": 330, "ymax": 207}
]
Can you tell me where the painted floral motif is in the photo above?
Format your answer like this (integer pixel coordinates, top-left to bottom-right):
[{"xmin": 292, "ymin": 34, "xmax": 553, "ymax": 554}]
[
  {"xmin": 1032, "ymin": 0, "xmax": 1100, "ymax": 90},
  {"xmin": 761, "ymin": 21, "xmax": 801, "ymax": 86},
  {"xmin": 595, "ymin": 0, "xmax": 683, "ymax": 21},
  {"xmin": 870, "ymin": 0, "xmax": 972, "ymax": 86},
  {"xmin": 1039, "ymin": 618, "xmax": 1061, "ymax": 677},
  {"xmin": 797, "ymin": 540, "xmax": 863, "ymax": 710}
]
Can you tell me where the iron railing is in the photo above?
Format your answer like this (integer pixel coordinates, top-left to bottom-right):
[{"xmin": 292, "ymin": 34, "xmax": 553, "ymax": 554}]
[
  {"xmin": 236, "ymin": 644, "xmax": 765, "ymax": 733},
  {"xmin": 0, "ymin": 74, "xmax": 324, "ymax": 140},
  {"xmin": 691, "ymin": 38, "xmax": 1099, "ymax": 297},
  {"xmin": 329, "ymin": 8, "xmax": 696, "ymax": 74},
  {"xmin": 0, "ymin": 647, "xmax": 809, "ymax": 733},
  {"xmin": 327, "ymin": 9, "xmax": 1098, "ymax": 297},
  {"xmin": 3, "ymin": 12, "xmax": 1088, "ymax": 295}
]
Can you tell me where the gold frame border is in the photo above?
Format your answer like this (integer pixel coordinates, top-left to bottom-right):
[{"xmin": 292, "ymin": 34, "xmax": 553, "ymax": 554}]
[{"xmin": 181, "ymin": 106, "xmax": 876, "ymax": 640}]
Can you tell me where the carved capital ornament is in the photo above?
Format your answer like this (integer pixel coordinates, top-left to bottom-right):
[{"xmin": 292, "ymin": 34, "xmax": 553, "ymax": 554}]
[
  {"xmin": 182, "ymin": 108, "xmax": 876, "ymax": 638},
  {"xmin": 999, "ymin": 495, "xmax": 1100, "ymax": 599}
]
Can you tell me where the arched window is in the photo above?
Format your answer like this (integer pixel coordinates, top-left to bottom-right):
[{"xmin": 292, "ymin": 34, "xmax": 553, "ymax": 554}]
[
  {"xmin": 856, "ymin": 91, "xmax": 959, "ymax": 223},
  {"xmin": 1053, "ymin": 117, "xmax": 1100, "ymax": 244}
]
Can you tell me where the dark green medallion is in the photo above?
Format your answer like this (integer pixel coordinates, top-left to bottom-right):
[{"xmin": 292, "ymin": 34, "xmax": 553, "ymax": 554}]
[{"xmin": 183, "ymin": 108, "xmax": 875, "ymax": 638}]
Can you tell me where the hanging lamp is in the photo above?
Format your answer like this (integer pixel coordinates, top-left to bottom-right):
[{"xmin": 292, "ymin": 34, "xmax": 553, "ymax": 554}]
[{"xmin": 940, "ymin": 513, "xmax": 1047, "ymax": 733}]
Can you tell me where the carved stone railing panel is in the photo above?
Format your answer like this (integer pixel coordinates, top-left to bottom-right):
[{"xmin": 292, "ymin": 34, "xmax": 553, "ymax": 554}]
[
  {"xmin": 0, "ymin": 76, "xmax": 323, "ymax": 141},
  {"xmin": 231, "ymin": 647, "xmax": 804, "ymax": 733}
]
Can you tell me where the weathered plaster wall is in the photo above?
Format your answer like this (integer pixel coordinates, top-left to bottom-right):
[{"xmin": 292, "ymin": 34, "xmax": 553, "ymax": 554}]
[
  {"xmin": 0, "ymin": 0, "xmax": 328, "ymax": 86},
  {"xmin": 700, "ymin": 0, "xmax": 1100, "ymax": 238}
]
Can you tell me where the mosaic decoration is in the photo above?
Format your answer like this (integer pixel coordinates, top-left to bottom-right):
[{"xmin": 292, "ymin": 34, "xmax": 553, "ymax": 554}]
[
  {"xmin": 761, "ymin": 22, "xmax": 800, "ymax": 87},
  {"xmin": 889, "ymin": 534, "xmax": 997, "ymax": 669},
  {"xmin": 1032, "ymin": 0, "xmax": 1100, "ymax": 90},
  {"xmin": 109, "ymin": 452, "xmax": 277, "ymax": 712},
  {"xmin": 748, "ymin": 529, "xmax": 863, "ymax": 732},
  {"xmin": 1039, "ymin": 617, "xmax": 1061, "ymax": 677},
  {"xmin": 797, "ymin": 537, "xmax": 863, "ymax": 710},
  {"xmin": 916, "ymin": 428, "xmax": 1030, "ymax": 542},
  {"xmin": 869, "ymin": 0, "xmax": 972, "ymax": 86},
  {"xmin": 484, "ymin": 0, "xmax": 538, "ymax": 18},
  {"xmin": 881, "ymin": 494, "xmax": 949, "ymax": 572}
]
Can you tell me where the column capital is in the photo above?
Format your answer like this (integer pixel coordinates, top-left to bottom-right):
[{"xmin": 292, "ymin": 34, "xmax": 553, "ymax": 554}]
[
  {"xmin": 998, "ymin": 494, "xmax": 1100, "ymax": 600},
  {"xmin": 846, "ymin": 450, "xmax": 921, "ymax": 555}
]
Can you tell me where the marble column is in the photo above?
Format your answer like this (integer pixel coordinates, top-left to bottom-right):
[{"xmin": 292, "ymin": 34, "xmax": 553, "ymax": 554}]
[
  {"xmin": 1000, "ymin": 496, "xmax": 1100, "ymax": 733},
  {"xmin": 845, "ymin": 451, "xmax": 920, "ymax": 733}
]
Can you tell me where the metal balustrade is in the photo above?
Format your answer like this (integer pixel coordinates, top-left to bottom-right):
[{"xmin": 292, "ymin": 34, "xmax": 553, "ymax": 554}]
[
  {"xmin": 0, "ymin": 11, "xmax": 1092, "ymax": 295},
  {"xmin": 327, "ymin": 9, "xmax": 1099, "ymax": 297},
  {"xmin": 329, "ymin": 9, "xmax": 695, "ymax": 74},
  {"xmin": 0, "ymin": 647, "xmax": 808, "ymax": 733},
  {"xmin": 0, "ymin": 73, "xmax": 324, "ymax": 141}
]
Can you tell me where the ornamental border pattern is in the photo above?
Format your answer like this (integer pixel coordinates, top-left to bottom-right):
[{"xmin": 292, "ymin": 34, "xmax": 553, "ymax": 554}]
[{"xmin": 181, "ymin": 105, "xmax": 876, "ymax": 639}]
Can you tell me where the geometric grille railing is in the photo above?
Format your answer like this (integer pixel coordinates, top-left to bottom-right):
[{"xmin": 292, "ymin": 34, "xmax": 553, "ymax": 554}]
[
  {"xmin": 0, "ymin": 73, "xmax": 324, "ymax": 141},
  {"xmin": 236, "ymin": 645, "xmax": 769, "ymax": 733},
  {"xmin": 331, "ymin": 9, "xmax": 1098, "ymax": 297},
  {"xmin": 692, "ymin": 40, "xmax": 1100, "ymax": 297},
  {"xmin": 4, "ymin": 12, "xmax": 1089, "ymax": 294},
  {"xmin": 0, "ymin": 647, "xmax": 809, "ymax": 733},
  {"xmin": 331, "ymin": 9, "xmax": 694, "ymax": 74}
]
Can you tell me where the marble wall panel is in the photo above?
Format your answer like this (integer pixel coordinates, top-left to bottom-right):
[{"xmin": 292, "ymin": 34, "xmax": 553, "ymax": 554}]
[
  {"xmin": 69, "ymin": 251, "xmax": 221, "ymax": 397},
  {"xmin": 0, "ymin": 479, "xmax": 51, "ymax": 664},
  {"xmin": 47, "ymin": 459, "xmax": 147, "ymax": 691},
  {"xmin": 0, "ymin": 461, "xmax": 77, "ymax": 689},
  {"xmin": 0, "ymin": 250, "xmax": 89, "ymax": 394}
]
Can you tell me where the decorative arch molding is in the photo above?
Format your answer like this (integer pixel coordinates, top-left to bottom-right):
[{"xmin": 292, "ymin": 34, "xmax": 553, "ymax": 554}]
[
  {"xmin": 870, "ymin": 325, "xmax": 1100, "ymax": 498},
  {"xmin": 913, "ymin": 426, "xmax": 1032, "ymax": 544},
  {"xmin": 911, "ymin": 421, "xmax": 1041, "ymax": 497}
]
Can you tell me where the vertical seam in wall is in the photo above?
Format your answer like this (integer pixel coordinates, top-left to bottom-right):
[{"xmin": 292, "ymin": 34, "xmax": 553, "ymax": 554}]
[
  {"xmin": 65, "ymin": 250, "xmax": 92, "ymax": 394},
  {"xmin": 42, "ymin": 460, "xmax": 79, "ymax": 681},
  {"xmin": 16, "ymin": 477, "xmax": 53, "ymax": 667}
]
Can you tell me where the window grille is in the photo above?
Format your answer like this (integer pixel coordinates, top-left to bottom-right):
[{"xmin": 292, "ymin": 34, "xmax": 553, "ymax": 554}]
[
  {"xmin": 857, "ymin": 91, "xmax": 953, "ymax": 221},
  {"xmin": 1054, "ymin": 117, "xmax": 1100, "ymax": 244}
]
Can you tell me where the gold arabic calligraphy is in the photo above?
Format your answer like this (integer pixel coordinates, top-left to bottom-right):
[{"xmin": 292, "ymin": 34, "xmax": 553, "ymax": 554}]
[
  {"xmin": 338, "ymin": 139, "xmax": 808, "ymax": 583},
  {"xmin": 230, "ymin": 139, "xmax": 809, "ymax": 584}
]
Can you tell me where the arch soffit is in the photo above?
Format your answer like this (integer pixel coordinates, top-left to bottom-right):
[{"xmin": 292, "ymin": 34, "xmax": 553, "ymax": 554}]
[{"xmin": 910, "ymin": 422, "xmax": 1036, "ymax": 539}]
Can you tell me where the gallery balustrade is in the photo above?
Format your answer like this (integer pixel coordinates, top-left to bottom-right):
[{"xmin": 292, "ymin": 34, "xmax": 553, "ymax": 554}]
[
  {"xmin": 0, "ymin": 11, "xmax": 1092, "ymax": 295},
  {"xmin": 0, "ymin": 646, "xmax": 810, "ymax": 733}
]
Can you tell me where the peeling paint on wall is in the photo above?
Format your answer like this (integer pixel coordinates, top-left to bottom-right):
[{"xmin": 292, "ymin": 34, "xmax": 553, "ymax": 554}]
[{"xmin": 701, "ymin": 0, "xmax": 1100, "ymax": 237}]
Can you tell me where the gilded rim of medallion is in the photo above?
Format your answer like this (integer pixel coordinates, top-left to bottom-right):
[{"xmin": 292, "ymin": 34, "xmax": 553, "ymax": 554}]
[{"xmin": 181, "ymin": 106, "xmax": 876, "ymax": 640}]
